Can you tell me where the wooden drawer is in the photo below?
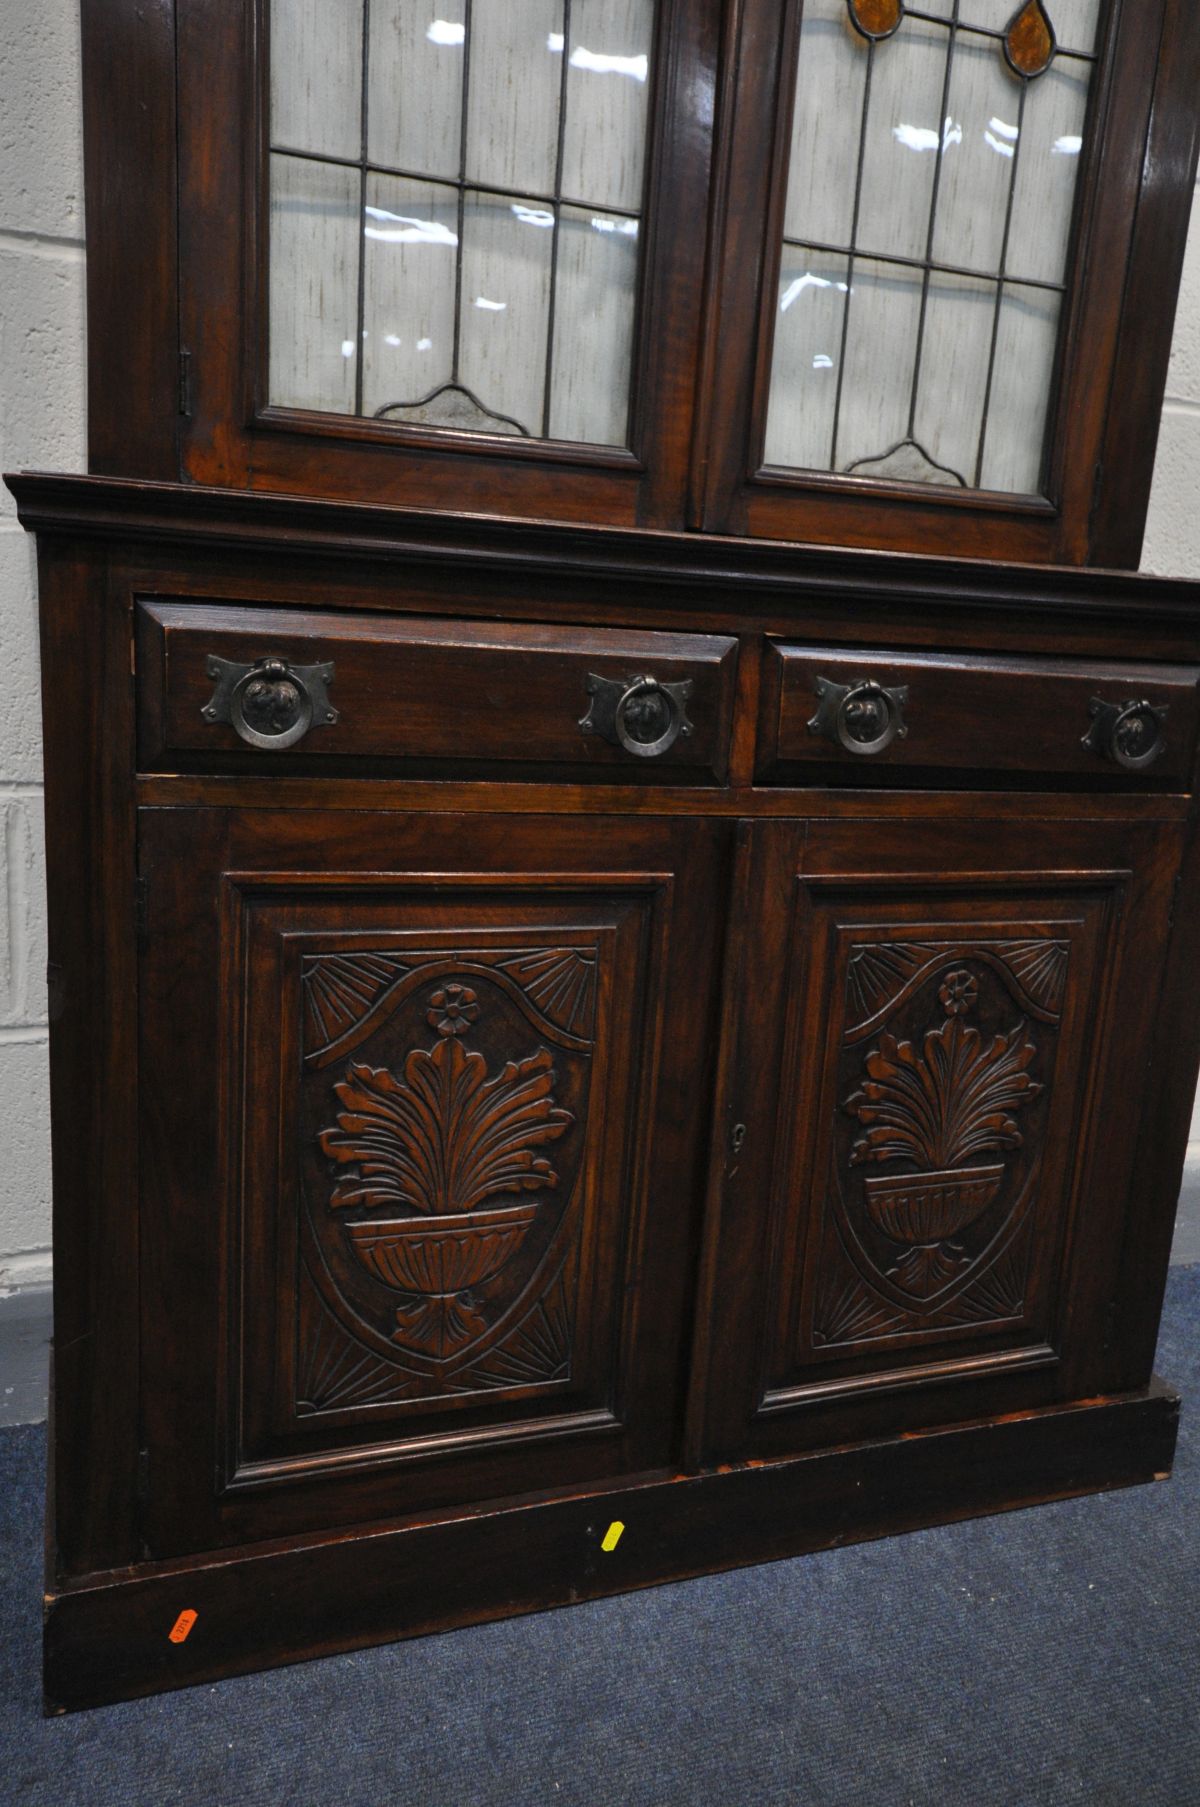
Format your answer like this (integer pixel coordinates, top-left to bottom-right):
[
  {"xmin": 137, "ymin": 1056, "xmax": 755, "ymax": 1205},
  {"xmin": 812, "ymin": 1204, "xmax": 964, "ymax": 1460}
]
[
  {"xmin": 759, "ymin": 643, "xmax": 1200, "ymax": 785},
  {"xmin": 136, "ymin": 601, "xmax": 738, "ymax": 780}
]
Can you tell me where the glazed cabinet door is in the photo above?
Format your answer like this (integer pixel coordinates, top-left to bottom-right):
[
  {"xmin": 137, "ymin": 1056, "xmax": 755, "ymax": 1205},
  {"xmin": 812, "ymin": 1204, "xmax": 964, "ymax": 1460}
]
[
  {"xmin": 697, "ymin": 0, "xmax": 1200, "ymax": 563},
  {"xmin": 137, "ymin": 808, "xmax": 729, "ymax": 1557},
  {"xmin": 169, "ymin": 0, "xmax": 718, "ymax": 527},
  {"xmin": 693, "ymin": 810, "xmax": 1181, "ymax": 1462}
]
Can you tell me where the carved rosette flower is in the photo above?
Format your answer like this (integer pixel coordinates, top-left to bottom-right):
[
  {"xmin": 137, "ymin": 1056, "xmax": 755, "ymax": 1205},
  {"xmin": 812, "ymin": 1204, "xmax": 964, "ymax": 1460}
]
[
  {"xmin": 426, "ymin": 983, "xmax": 480, "ymax": 1037},
  {"xmin": 938, "ymin": 970, "xmax": 978, "ymax": 1017}
]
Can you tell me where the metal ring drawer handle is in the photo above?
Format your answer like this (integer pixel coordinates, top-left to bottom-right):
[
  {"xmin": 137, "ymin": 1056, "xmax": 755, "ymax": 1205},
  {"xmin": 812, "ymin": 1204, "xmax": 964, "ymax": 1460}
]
[
  {"xmin": 808, "ymin": 677, "xmax": 908, "ymax": 756},
  {"xmin": 202, "ymin": 655, "xmax": 338, "ymax": 751},
  {"xmin": 1084, "ymin": 697, "xmax": 1168, "ymax": 772},
  {"xmin": 580, "ymin": 672, "xmax": 694, "ymax": 759}
]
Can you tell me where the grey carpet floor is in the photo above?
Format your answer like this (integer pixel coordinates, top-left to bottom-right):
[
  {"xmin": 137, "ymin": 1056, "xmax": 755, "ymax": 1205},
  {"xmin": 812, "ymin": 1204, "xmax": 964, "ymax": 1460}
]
[{"xmin": 2, "ymin": 1267, "xmax": 1198, "ymax": 1807}]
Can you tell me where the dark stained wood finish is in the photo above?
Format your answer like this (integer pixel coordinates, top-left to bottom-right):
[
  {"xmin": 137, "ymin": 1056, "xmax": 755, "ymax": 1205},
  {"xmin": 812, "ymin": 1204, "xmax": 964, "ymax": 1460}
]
[
  {"xmin": 79, "ymin": 0, "xmax": 179, "ymax": 479},
  {"xmin": 133, "ymin": 776, "xmax": 1190, "ymax": 825},
  {"xmin": 12, "ymin": 0, "xmax": 1200, "ymax": 1710},
  {"xmin": 135, "ymin": 602, "xmax": 738, "ymax": 781},
  {"xmin": 137, "ymin": 807, "xmax": 730, "ymax": 1554},
  {"xmin": 45, "ymin": 1377, "xmax": 1179, "ymax": 1713},
  {"xmin": 761, "ymin": 643, "xmax": 1200, "ymax": 785},
  {"xmin": 14, "ymin": 474, "xmax": 1200, "ymax": 643},
  {"xmin": 693, "ymin": 813, "xmax": 1184, "ymax": 1461},
  {"xmin": 8, "ymin": 483, "xmax": 1200, "ymax": 1710},
  {"xmin": 1089, "ymin": 4, "xmax": 1200, "ymax": 567},
  {"xmin": 34, "ymin": 546, "xmax": 143, "ymax": 1575}
]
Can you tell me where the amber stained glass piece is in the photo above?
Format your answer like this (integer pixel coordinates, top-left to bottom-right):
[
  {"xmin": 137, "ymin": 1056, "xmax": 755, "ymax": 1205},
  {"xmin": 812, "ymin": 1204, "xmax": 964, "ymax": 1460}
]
[
  {"xmin": 1004, "ymin": 0, "xmax": 1057, "ymax": 79},
  {"xmin": 847, "ymin": 0, "xmax": 905, "ymax": 45}
]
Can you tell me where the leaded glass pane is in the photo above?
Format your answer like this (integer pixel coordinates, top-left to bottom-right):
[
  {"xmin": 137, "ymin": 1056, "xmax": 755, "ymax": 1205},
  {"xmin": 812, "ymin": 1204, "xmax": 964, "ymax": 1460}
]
[
  {"xmin": 269, "ymin": 155, "xmax": 360, "ymax": 414},
  {"xmin": 267, "ymin": 0, "xmax": 655, "ymax": 447},
  {"xmin": 764, "ymin": 0, "xmax": 1098, "ymax": 495}
]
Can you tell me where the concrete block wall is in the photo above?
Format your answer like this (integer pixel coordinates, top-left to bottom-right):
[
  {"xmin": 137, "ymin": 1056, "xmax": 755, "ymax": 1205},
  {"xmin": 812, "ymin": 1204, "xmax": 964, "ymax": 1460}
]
[
  {"xmin": 0, "ymin": 0, "xmax": 85, "ymax": 1293},
  {"xmin": 0, "ymin": 13, "xmax": 1198, "ymax": 1290},
  {"xmin": 1144, "ymin": 184, "xmax": 1200, "ymax": 1232},
  {"xmin": 1143, "ymin": 184, "xmax": 1200, "ymax": 578}
]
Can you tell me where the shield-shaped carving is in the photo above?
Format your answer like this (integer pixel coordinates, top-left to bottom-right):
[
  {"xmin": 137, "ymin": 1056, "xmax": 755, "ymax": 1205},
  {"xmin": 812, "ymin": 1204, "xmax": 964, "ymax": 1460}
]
[
  {"xmin": 298, "ymin": 948, "xmax": 595, "ymax": 1385},
  {"xmin": 830, "ymin": 946, "xmax": 1064, "ymax": 1313}
]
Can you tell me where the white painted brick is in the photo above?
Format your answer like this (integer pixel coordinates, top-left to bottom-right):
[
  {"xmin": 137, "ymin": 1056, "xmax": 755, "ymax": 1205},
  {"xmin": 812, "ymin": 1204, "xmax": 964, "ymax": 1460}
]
[
  {"xmin": 0, "ymin": 528, "xmax": 43, "ymax": 782},
  {"xmin": 0, "ymin": 795, "xmax": 48, "ymax": 1028},
  {"xmin": 0, "ymin": 1248, "xmax": 52, "ymax": 1295},
  {"xmin": 0, "ymin": 1037, "xmax": 51, "ymax": 1256},
  {"xmin": 1165, "ymin": 213, "xmax": 1200, "ymax": 406},
  {"xmin": 1141, "ymin": 406, "xmax": 1200, "ymax": 579},
  {"xmin": 20, "ymin": 796, "xmax": 48, "ymax": 1026},
  {"xmin": 0, "ymin": 243, "xmax": 87, "ymax": 524},
  {"xmin": 0, "ymin": 0, "xmax": 84, "ymax": 240},
  {"xmin": 0, "ymin": 811, "xmax": 9, "ymax": 1015}
]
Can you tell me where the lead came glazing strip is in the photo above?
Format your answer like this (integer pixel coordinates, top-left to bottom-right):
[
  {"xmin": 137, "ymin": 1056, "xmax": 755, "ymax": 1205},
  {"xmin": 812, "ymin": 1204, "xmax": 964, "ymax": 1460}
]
[
  {"xmin": 897, "ymin": 2, "xmax": 964, "ymax": 479},
  {"xmin": 974, "ymin": 74, "xmax": 1028, "ymax": 485},
  {"xmin": 764, "ymin": 0, "xmax": 1095, "ymax": 492},
  {"xmin": 542, "ymin": 0, "xmax": 576, "ymax": 438},
  {"xmin": 449, "ymin": 0, "xmax": 474, "ymax": 419},
  {"xmin": 828, "ymin": 37, "xmax": 877, "ymax": 472},
  {"xmin": 353, "ymin": 0, "xmax": 371, "ymax": 419},
  {"xmin": 268, "ymin": 1, "xmax": 653, "ymax": 445}
]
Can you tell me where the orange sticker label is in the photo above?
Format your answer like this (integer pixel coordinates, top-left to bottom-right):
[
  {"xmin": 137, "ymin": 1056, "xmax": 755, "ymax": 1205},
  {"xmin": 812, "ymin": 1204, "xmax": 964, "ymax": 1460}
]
[{"xmin": 168, "ymin": 1609, "xmax": 198, "ymax": 1645}]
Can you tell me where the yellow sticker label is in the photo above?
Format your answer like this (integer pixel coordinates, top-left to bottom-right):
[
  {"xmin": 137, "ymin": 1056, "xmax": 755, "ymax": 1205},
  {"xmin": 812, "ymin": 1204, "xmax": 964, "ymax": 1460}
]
[
  {"xmin": 168, "ymin": 1609, "xmax": 198, "ymax": 1645},
  {"xmin": 601, "ymin": 1521, "xmax": 625, "ymax": 1552}
]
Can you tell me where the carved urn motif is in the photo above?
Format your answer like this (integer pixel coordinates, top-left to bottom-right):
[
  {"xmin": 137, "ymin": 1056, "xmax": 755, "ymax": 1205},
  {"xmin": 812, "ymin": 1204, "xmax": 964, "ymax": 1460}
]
[
  {"xmin": 319, "ymin": 986, "xmax": 574, "ymax": 1358},
  {"xmin": 845, "ymin": 970, "xmax": 1042, "ymax": 1295}
]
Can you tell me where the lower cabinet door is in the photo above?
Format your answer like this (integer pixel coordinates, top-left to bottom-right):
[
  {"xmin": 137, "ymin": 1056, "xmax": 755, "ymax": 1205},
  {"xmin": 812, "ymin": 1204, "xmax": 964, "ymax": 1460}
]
[
  {"xmin": 137, "ymin": 808, "xmax": 729, "ymax": 1555},
  {"xmin": 695, "ymin": 811, "xmax": 1182, "ymax": 1462}
]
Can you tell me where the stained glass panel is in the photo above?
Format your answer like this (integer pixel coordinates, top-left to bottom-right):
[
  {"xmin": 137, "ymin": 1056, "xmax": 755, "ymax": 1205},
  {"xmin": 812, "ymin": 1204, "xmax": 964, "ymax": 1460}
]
[{"xmin": 763, "ymin": 0, "xmax": 1098, "ymax": 495}]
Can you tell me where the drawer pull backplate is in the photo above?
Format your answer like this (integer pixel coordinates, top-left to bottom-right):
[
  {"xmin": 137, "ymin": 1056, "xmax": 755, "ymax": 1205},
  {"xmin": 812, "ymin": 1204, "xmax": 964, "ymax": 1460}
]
[
  {"xmin": 202, "ymin": 655, "xmax": 338, "ymax": 751},
  {"xmin": 808, "ymin": 676, "xmax": 909, "ymax": 756},
  {"xmin": 580, "ymin": 672, "xmax": 694, "ymax": 759},
  {"xmin": 1084, "ymin": 696, "xmax": 1168, "ymax": 772}
]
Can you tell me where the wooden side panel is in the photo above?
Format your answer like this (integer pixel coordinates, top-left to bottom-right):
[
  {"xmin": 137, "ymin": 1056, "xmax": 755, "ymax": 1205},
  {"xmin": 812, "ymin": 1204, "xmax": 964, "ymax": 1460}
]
[
  {"xmin": 80, "ymin": 0, "xmax": 180, "ymax": 478},
  {"xmin": 36, "ymin": 546, "xmax": 142, "ymax": 1576},
  {"xmin": 1086, "ymin": 5, "xmax": 1200, "ymax": 566},
  {"xmin": 137, "ymin": 808, "xmax": 730, "ymax": 1555}
]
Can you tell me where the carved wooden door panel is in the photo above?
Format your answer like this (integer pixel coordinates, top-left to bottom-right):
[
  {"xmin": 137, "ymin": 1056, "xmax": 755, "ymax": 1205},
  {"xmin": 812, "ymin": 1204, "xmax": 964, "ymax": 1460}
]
[
  {"xmin": 137, "ymin": 808, "xmax": 729, "ymax": 1556},
  {"xmin": 694, "ymin": 812, "xmax": 1182, "ymax": 1463}
]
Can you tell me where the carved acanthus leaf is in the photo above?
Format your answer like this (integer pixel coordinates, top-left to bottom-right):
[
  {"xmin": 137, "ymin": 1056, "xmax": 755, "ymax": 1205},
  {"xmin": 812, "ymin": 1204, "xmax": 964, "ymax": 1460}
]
[
  {"xmin": 319, "ymin": 1040, "xmax": 573, "ymax": 1214},
  {"xmin": 848, "ymin": 1012, "xmax": 1041, "ymax": 1171}
]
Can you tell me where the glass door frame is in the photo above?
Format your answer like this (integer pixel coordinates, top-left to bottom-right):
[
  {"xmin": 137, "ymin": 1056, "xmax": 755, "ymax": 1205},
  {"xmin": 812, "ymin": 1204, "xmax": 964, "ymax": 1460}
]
[
  {"xmin": 173, "ymin": 0, "xmax": 720, "ymax": 529},
  {"xmin": 693, "ymin": 0, "xmax": 1200, "ymax": 566}
]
